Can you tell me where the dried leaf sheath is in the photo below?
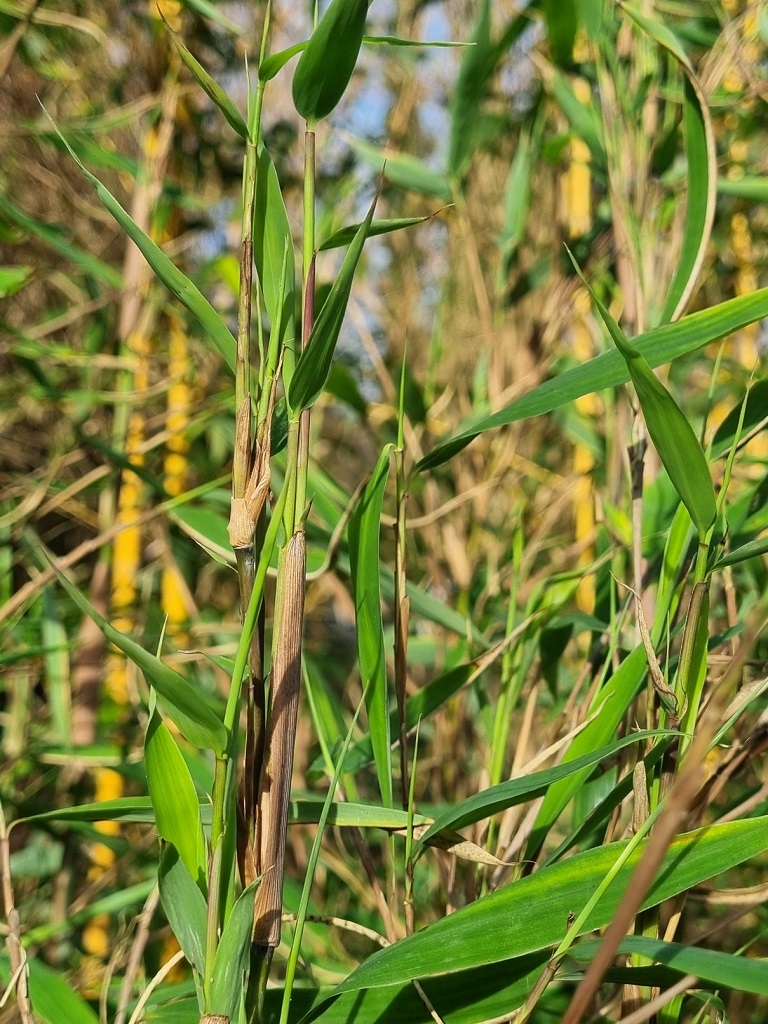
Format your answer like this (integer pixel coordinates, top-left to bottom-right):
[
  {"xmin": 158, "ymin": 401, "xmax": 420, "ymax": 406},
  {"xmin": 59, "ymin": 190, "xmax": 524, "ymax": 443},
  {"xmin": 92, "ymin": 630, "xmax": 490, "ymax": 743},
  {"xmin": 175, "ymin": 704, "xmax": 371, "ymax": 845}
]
[{"xmin": 253, "ymin": 529, "xmax": 306, "ymax": 947}]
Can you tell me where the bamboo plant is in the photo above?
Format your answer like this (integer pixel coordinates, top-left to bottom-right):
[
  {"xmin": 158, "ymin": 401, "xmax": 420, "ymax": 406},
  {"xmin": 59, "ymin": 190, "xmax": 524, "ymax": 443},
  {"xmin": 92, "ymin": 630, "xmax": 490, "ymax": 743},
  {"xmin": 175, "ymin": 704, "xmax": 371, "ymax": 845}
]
[{"xmin": 9, "ymin": 2, "xmax": 768, "ymax": 1023}]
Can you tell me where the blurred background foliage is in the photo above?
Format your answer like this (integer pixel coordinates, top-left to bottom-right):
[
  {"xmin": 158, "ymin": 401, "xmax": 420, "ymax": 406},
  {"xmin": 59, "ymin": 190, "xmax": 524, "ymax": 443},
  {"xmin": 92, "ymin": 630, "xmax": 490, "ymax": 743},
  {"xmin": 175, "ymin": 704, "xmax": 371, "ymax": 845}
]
[{"xmin": 3, "ymin": 0, "xmax": 768, "ymax": 1021}]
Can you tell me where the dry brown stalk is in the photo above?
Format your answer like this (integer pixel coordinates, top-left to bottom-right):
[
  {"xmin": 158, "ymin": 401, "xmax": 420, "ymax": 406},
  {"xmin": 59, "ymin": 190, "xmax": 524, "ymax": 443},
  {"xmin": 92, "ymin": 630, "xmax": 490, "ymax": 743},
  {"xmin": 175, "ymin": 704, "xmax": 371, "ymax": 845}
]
[
  {"xmin": 0, "ymin": 802, "xmax": 34, "ymax": 1024},
  {"xmin": 252, "ymin": 530, "xmax": 307, "ymax": 947}
]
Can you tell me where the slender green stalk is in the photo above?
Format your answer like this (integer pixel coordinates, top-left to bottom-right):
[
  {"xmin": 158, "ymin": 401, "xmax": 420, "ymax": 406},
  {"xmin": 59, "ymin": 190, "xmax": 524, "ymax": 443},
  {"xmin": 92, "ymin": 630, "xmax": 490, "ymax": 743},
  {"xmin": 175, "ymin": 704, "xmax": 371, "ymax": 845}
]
[{"xmin": 394, "ymin": 355, "xmax": 410, "ymax": 809}]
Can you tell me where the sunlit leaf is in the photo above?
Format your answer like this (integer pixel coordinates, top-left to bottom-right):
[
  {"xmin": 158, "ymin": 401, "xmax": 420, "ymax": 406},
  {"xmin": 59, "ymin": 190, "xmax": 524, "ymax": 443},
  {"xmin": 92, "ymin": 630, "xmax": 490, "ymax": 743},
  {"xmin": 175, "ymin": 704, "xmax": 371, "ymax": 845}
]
[
  {"xmin": 569, "ymin": 250, "xmax": 716, "ymax": 536},
  {"xmin": 50, "ymin": 559, "xmax": 227, "ymax": 754},
  {"xmin": 329, "ymin": 816, "xmax": 768, "ymax": 992},
  {"xmin": 292, "ymin": 0, "xmax": 368, "ymax": 124},
  {"xmin": 288, "ymin": 190, "xmax": 377, "ymax": 413},
  {"xmin": 351, "ymin": 138, "xmax": 452, "ymax": 199},
  {"xmin": 145, "ymin": 705, "xmax": 207, "ymax": 888},
  {"xmin": 208, "ymin": 881, "xmax": 259, "ymax": 1019},
  {"xmin": 572, "ymin": 935, "xmax": 768, "ymax": 996},
  {"xmin": 417, "ymin": 287, "xmax": 768, "ymax": 473},
  {"xmin": 161, "ymin": 12, "xmax": 249, "ymax": 139},
  {"xmin": 49, "ymin": 120, "xmax": 237, "ymax": 372},
  {"xmin": 319, "ymin": 213, "xmax": 441, "ymax": 251},
  {"xmin": 622, "ymin": 4, "xmax": 716, "ymax": 323}
]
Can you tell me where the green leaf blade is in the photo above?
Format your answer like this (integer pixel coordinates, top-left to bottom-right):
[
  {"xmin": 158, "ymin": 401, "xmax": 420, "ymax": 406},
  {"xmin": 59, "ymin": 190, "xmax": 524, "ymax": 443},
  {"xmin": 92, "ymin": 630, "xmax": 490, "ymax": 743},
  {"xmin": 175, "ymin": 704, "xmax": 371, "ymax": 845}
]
[
  {"xmin": 162, "ymin": 14, "xmax": 249, "ymax": 139},
  {"xmin": 288, "ymin": 191, "xmax": 377, "ymax": 413},
  {"xmin": 158, "ymin": 844, "xmax": 208, "ymax": 977},
  {"xmin": 330, "ymin": 816, "xmax": 768, "ymax": 992},
  {"xmin": 51, "ymin": 560, "xmax": 227, "ymax": 753},
  {"xmin": 145, "ymin": 706, "xmax": 207, "ymax": 888},
  {"xmin": 568, "ymin": 256, "xmax": 716, "ymax": 535},
  {"xmin": 292, "ymin": 0, "xmax": 368, "ymax": 123},
  {"xmin": 208, "ymin": 881, "xmax": 259, "ymax": 1019},
  {"xmin": 348, "ymin": 445, "xmax": 394, "ymax": 808},
  {"xmin": 50, "ymin": 122, "xmax": 236, "ymax": 372}
]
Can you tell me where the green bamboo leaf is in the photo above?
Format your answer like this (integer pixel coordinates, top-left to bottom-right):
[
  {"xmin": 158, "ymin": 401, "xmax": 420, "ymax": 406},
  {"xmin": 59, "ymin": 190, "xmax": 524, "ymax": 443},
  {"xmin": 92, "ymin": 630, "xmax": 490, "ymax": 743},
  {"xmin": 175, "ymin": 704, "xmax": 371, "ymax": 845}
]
[
  {"xmin": 19, "ymin": 796, "xmax": 433, "ymax": 831},
  {"xmin": 260, "ymin": 41, "xmax": 307, "ymax": 81},
  {"xmin": 0, "ymin": 193, "xmax": 122, "ymax": 287},
  {"xmin": 363, "ymin": 34, "xmax": 465, "ymax": 48},
  {"xmin": 351, "ymin": 138, "xmax": 452, "ymax": 199},
  {"xmin": 21, "ymin": 958, "xmax": 99, "ymax": 1024},
  {"xmin": 622, "ymin": 4, "xmax": 716, "ymax": 323},
  {"xmin": 572, "ymin": 935, "xmax": 768, "ymax": 996},
  {"xmin": 50, "ymin": 558, "xmax": 227, "ymax": 753},
  {"xmin": 713, "ymin": 534, "xmax": 768, "ymax": 571},
  {"xmin": 498, "ymin": 123, "xmax": 536, "ymax": 277},
  {"xmin": 42, "ymin": 588, "xmax": 70, "ymax": 745},
  {"xmin": 348, "ymin": 444, "xmax": 394, "ymax": 808},
  {"xmin": 158, "ymin": 844, "xmax": 208, "ymax": 976},
  {"xmin": 145, "ymin": 704, "xmax": 207, "ymax": 889},
  {"xmin": 330, "ymin": 816, "xmax": 768, "ymax": 992},
  {"xmin": 292, "ymin": 0, "xmax": 368, "ymax": 124},
  {"xmin": 546, "ymin": 64, "xmax": 606, "ymax": 165},
  {"xmin": 21, "ymin": 881, "xmax": 155, "ymax": 947},
  {"xmin": 288, "ymin": 191, "xmax": 377, "ymax": 414},
  {"xmin": 416, "ymin": 730, "xmax": 670, "ymax": 853},
  {"xmin": 0, "ymin": 264, "xmax": 33, "ymax": 297},
  {"xmin": 568, "ymin": 251, "xmax": 715, "ymax": 535},
  {"xmin": 208, "ymin": 881, "xmax": 259, "ymax": 1019},
  {"xmin": 177, "ymin": 0, "xmax": 243, "ymax": 35},
  {"xmin": 679, "ymin": 586, "xmax": 710, "ymax": 735},
  {"xmin": 712, "ymin": 377, "xmax": 768, "ymax": 456},
  {"xmin": 325, "ymin": 362, "xmax": 368, "ymax": 415},
  {"xmin": 160, "ymin": 12, "xmax": 249, "ymax": 139},
  {"xmin": 543, "ymin": 0, "xmax": 577, "ymax": 65},
  {"xmin": 271, "ymin": 957, "xmax": 549, "ymax": 1024},
  {"xmin": 418, "ymin": 288, "xmax": 768, "ymax": 471},
  {"xmin": 254, "ymin": 144, "xmax": 296, "ymax": 373},
  {"xmin": 318, "ymin": 213, "xmax": 441, "ymax": 251},
  {"xmin": 48, "ymin": 120, "xmax": 237, "ymax": 372},
  {"xmin": 527, "ymin": 645, "xmax": 647, "ymax": 858},
  {"xmin": 448, "ymin": 0, "xmax": 492, "ymax": 180}
]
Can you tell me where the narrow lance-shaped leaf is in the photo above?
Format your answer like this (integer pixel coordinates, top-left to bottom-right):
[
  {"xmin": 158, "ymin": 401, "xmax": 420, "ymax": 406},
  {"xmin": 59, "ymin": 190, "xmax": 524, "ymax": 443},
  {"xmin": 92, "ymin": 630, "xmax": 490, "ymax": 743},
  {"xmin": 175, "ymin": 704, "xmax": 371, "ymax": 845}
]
[
  {"xmin": 448, "ymin": 0, "xmax": 492, "ymax": 180},
  {"xmin": 260, "ymin": 41, "xmax": 306, "ymax": 82},
  {"xmin": 253, "ymin": 145, "xmax": 296, "ymax": 378},
  {"xmin": 292, "ymin": 0, "xmax": 368, "ymax": 124},
  {"xmin": 572, "ymin": 935, "xmax": 768, "ymax": 997},
  {"xmin": 160, "ymin": 11, "xmax": 249, "ymax": 139},
  {"xmin": 352, "ymin": 139, "xmax": 452, "ymax": 200},
  {"xmin": 568, "ymin": 249, "xmax": 716, "ymax": 537},
  {"xmin": 417, "ymin": 286, "xmax": 768, "ymax": 471},
  {"xmin": 328, "ymin": 816, "xmax": 768, "ymax": 993},
  {"xmin": 543, "ymin": 0, "xmax": 578, "ymax": 65},
  {"xmin": 145, "ymin": 700, "xmax": 207, "ymax": 889},
  {"xmin": 0, "ymin": 192, "xmax": 122, "ymax": 287},
  {"xmin": 50, "ymin": 557, "xmax": 227, "ymax": 754},
  {"xmin": 288, "ymin": 189, "xmax": 378, "ymax": 414},
  {"xmin": 208, "ymin": 880, "xmax": 259, "ymax": 1019},
  {"xmin": 348, "ymin": 445, "xmax": 395, "ymax": 808},
  {"xmin": 48, "ymin": 117, "xmax": 237, "ymax": 372},
  {"xmin": 14, "ymin": 958, "xmax": 99, "ymax": 1024},
  {"xmin": 319, "ymin": 212, "xmax": 443, "ymax": 251},
  {"xmin": 177, "ymin": 0, "xmax": 243, "ymax": 35},
  {"xmin": 416, "ymin": 730, "xmax": 671, "ymax": 853},
  {"xmin": 158, "ymin": 844, "xmax": 208, "ymax": 977},
  {"xmin": 622, "ymin": 3, "xmax": 716, "ymax": 324}
]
